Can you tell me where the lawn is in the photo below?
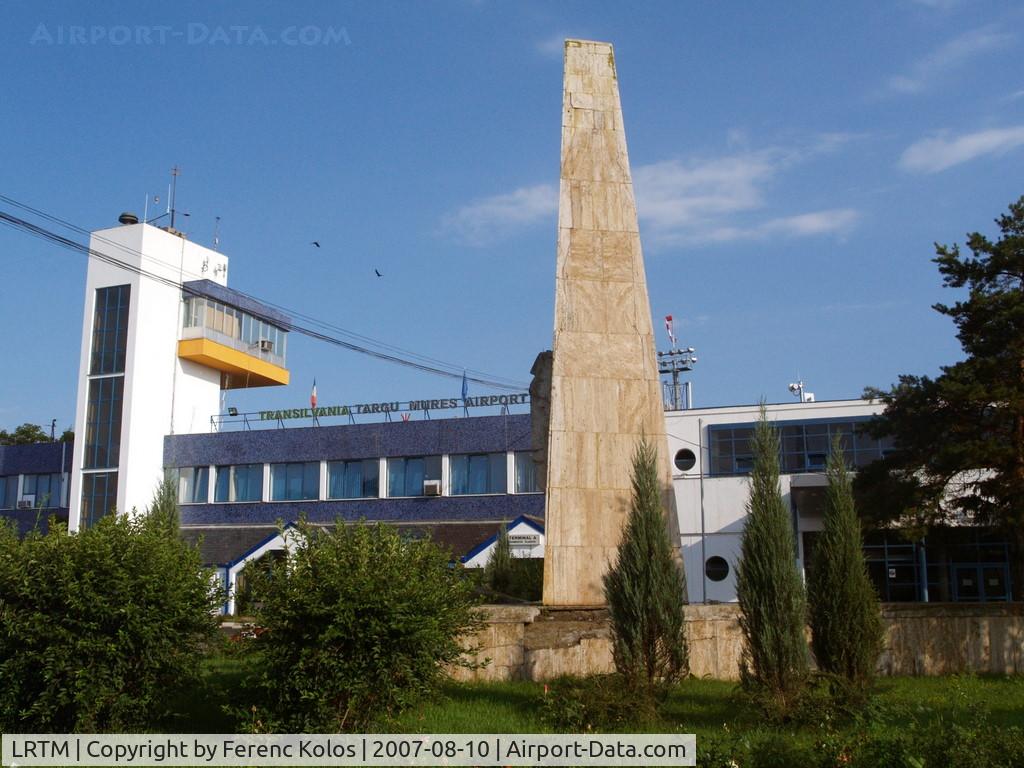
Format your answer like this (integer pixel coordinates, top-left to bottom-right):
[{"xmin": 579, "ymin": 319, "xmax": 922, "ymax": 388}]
[{"xmin": 181, "ymin": 652, "xmax": 1024, "ymax": 738}]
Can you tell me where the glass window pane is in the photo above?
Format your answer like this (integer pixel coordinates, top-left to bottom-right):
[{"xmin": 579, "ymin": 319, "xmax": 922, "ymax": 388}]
[
  {"xmin": 271, "ymin": 464, "xmax": 286, "ymax": 501},
  {"xmin": 214, "ymin": 466, "xmax": 230, "ymax": 502},
  {"xmin": 450, "ymin": 455, "xmax": 469, "ymax": 495},
  {"xmin": 343, "ymin": 461, "xmax": 361, "ymax": 499},
  {"xmin": 328, "ymin": 461, "xmax": 345, "ymax": 499},
  {"xmin": 489, "ymin": 453, "xmax": 507, "ymax": 493},
  {"xmin": 362, "ymin": 460, "xmax": 379, "ymax": 497},
  {"xmin": 387, "ymin": 458, "xmax": 405, "ymax": 497},
  {"xmin": 406, "ymin": 458, "xmax": 425, "ymax": 496},
  {"xmin": 468, "ymin": 455, "xmax": 488, "ymax": 493}
]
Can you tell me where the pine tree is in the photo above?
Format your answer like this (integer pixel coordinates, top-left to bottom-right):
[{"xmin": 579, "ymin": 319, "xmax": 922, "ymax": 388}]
[
  {"xmin": 603, "ymin": 438, "xmax": 688, "ymax": 704},
  {"xmin": 486, "ymin": 524, "xmax": 514, "ymax": 594},
  {"xmin": 735, "ymin": 405, "xmax": 808, "ymax": 709},
  {"xmin": 807, "ymin": 435, "xmax": 885, "ymax": 686}
]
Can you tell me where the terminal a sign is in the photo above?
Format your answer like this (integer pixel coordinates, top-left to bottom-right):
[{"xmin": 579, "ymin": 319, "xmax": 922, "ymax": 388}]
[{"xmin": 258, "ymin": 393, "xmax": 529, "ymax": 422}]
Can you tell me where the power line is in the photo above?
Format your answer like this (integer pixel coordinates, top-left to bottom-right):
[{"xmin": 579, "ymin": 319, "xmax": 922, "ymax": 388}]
[{"xmin": 0, "ymin": 200, "xmax": 529, "ymax": 391}]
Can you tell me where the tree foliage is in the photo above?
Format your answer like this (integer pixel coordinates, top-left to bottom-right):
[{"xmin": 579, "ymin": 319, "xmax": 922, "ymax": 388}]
[
  {"xmin": 0, "ymin": 422, "xmax": 55, "ymax": 445},
  {"xmin": 859, "ymin": 196, "xmax": 1024, "ymax": 598},
  {"xmin": 486, "ymin": 524, "xmax": 514, "ymax": 594},
  {"xmin": 243, "ymin": 521, "xmax": 484, "ymax": 732},
  {"xmin": 807, "ymin": 436, "xmax": 885, "ymax": 686},
  {"xmin": 603, "ymin": 438, "xmax": 688, "ymax": 706},
  {"xmin": 735, "ymin": 406, "xmax": 808, "ymax": 708},
  {"xmin": 0, "ymin": 482, "xmax": 219, "ymax": 731}
]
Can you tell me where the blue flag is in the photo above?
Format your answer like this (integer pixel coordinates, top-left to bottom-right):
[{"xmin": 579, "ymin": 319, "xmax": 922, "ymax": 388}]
[{"xmin": 461, "ymin": 371, "xmax": 469, "ymax": 401}]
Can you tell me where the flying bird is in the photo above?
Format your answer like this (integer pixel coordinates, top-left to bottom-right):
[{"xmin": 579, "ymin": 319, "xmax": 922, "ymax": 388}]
[
  {"xmin": 311, "ymin": 241, "xmax": 321, "ymax": 248},
  {"xmin": 374, "ymin": 269, "xmax": 383, "ymax": 277}
]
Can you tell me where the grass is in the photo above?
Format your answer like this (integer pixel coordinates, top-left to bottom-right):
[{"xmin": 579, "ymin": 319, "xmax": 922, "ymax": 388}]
[{"xmin": 184, "ymin": 651, "xmax": 1024, "ymax": 736}]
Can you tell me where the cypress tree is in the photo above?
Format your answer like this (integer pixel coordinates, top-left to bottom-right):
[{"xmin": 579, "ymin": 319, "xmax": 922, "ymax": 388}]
[
  {"xmin": 735, "ymin": 405, "xmax": 808, "ymax": 708},
  {"xmin": 603, "ymin": 438, "xmax": 689, "ymax": 704},
  {"xmin": 486, "ymin": 524, "xmax": 514, "ymax": 594},
  {"xmin": 807, "ymin": 434, "xmax": 885, "ymax": 686}
]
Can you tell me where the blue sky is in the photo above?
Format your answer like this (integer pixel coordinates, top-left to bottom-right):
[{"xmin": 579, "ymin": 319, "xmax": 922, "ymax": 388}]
[{"xmin": 1, "ymin": 0, "xmax": 1022, "ymax": 431}]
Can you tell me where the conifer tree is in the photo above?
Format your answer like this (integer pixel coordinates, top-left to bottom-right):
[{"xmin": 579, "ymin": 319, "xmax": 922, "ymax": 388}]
[
  {"xmin": 807, "ymin": 435, "xmax": 884, "ymax": 686},
  {"xmin": 603, "ymin": 438, "xmax": 688, "ymax": 703},
  {"xmin": 486, "ymin": 524, "xmax": 514, "ymax": 594},
  {"xmin": 735, "ymin": 406, "xmax": 808, "ymax": 708}
]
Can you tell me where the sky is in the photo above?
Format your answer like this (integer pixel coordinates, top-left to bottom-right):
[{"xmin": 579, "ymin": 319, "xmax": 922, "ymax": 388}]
[{"xmin": 1, "ymin": 0, "xmax": 1022, "ymax": 432}]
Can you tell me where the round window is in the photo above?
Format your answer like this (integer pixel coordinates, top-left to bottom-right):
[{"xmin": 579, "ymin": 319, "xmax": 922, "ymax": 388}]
[
  {"xmin": 705, "ymin": 556, "xmax": 730, "ymax": 582},
  {"xmin": 674, "ymin": 448, "xmax": 696, "ymax": 472}
]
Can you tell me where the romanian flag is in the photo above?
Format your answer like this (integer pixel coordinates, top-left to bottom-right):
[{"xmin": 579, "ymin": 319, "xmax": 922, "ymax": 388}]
[{"xmin": 310, "ymin": 379, "xmax": 318, "ymax": 409}]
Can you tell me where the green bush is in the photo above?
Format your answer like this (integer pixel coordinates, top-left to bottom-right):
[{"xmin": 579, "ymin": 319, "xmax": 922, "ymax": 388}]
[
  {"xmin": 735, "ymin": 405, "xmax": 809, "ymax": 713},
  {"xmin": 242, "ymin": 521, "xmax": 484, "ymax": 731},
  {"xmin": 807, "ymin": 435, "xmax": 884, "ymax": 688},
  {"xmin": 603, "ymin": 438, "xmax": 688, "ymax": 710},
  {"xmin": 0, "ymin": 483, "xmax": 220, "ymax": 731},
  {"xmin": 537, "ymin": 675, "xmax": 642, "ymax": 731},
  {"xmin": 483, "ymin": 527, "xmax": 543, "ymax": 602}
]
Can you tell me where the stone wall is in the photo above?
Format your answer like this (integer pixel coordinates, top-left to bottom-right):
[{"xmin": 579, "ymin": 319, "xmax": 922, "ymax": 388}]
[{"xmin": 453, "ymin": 603, "xmax": 1024, "ymax": 681}]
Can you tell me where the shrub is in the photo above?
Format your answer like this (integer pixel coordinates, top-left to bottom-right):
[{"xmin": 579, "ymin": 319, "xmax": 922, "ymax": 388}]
[
  {"xmin": 807, "ymin": 435, "xmax": 884, "ymax": 688},
  {"xmin": 538, "ymin": 675, "xmax": 642, "ymax": 731},
  {"xmin": 0, "ymin": 482, "xmax": 220, "ymax": 731},
  {"xmin": 735, "ymin": 405, "xmax": 808, "ymax": 712},
  {"xmin": 486, "ymin": 524, "xmax": 514, "ymax": 594},
  {"xmin": 242, "ymin": 521, "xmax": 484, "ymax": 731},
  {"xmin": 603, "ymin": 438, "xmax": 688, "ymax": 709}
]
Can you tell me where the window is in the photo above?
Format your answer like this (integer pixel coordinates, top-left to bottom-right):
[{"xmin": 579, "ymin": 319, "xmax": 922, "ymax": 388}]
[
  {"xmin": 674, "ymin": 449, "xmax": 696, "ymax": 472},
  {"xmin": 90, "ymin": 285, "xmax": 130, "ymax": 375},
  {"xmin": 214, "ymin": 464, "xmax": 263, "ymax": 502},
  {"xmin": 386, "ymin": 456, "xmax": 441, "ymax": 497},
  {"xmin": 0, "ymin": 476, "xmax": 16, "ymax": 509},
  {"xmin": 83, "ymin": 376, "xmax": 124, "ymax": 469},
  {"xmin": 179, "ymin": 467, "xmax": 210, "ymax": 504},
  {"xmin": 514, "ymin": 451, "xmax": 540, "ymax": 493},
  {"xmin": 450, "ymin": 453, "xmax": 506, "ymax": 495},
  {"xmin": 705, "ymin": 556, "xmax": 730, "ymax": 582},
  {"xmin": 80, "ymin": 472, "xmax": 117, "ymax": 528},
  {"xmin": 22, "ymin": 473, "xmax": 62, "ymax": 507},
  {"xmin": 270, "ymin": 462, "xmax": 319, "ymax": 501},
  {"xmin": 709, "ymin": 418, "xmax": 895, "ymax": 476},
  {"xmin": 327, "ymin": 459, "xmax": 379, "ymax": 499}
]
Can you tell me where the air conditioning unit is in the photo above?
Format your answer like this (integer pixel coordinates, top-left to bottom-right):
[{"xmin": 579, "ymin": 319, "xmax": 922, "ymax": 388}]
[
  {"xmin": 17, "ymin": 496, "xmax": 34, "ymax": 509},
  {"xmin": 423, "ymin": 479, "xmax": 442, "ymax": 497},
  {"xmin": 258, "ymin": 339, "xmax": 274, "ymax": 353}
]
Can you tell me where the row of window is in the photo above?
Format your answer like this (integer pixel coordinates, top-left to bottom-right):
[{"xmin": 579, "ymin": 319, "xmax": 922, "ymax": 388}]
[
  {"xmin": 182, "ymin": 296, "xmax": 288, "ymax": 362},
  {"xmin": 178, "ymin": 451, "xmax": 540, "ymax": 504},
  {"xmin": 0, "ymin": 473, "xmax": 66, "ymax": 509},
  {"xmin": 707, "ymin": 418, "xmax": 896, "ymax": 476}
]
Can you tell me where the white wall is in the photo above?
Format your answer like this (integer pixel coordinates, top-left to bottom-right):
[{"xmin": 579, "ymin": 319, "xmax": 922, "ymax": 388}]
[
  {"xmin": 665, "ymin": 399, "xmax": 884, "ymax": 603},
  {"xmin": 69, "ymin": 222, "xmax": 229, "ymax": 530}
]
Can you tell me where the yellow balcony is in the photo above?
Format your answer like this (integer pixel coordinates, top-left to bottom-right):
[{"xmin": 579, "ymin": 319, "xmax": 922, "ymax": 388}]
[{"xmin": 178, "ymin": 338, "xmax": 290, "ymax": 389}]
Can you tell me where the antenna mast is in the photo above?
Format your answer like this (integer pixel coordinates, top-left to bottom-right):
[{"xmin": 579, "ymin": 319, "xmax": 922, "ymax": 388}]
[
  {"xmin": 169, "ymin": 165, "xmax": 181, "ymax": 230},
  {"xmin": 658, "ymin": 314, "xmax": 698, "ymax": 410}
]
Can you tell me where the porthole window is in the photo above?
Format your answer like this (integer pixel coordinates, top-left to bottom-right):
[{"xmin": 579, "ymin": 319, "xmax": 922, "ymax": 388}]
[
  {"xmin": 705, "ymin": 556, "xmax": 729, "ymax": 582},
  {"xmin": 674, "ymin": 448, "xmax": 696, "ymax": 472}
]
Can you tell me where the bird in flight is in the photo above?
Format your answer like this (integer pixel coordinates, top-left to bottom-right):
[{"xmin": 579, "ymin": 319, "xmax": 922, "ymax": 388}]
[
  {"xmin": 374, "ymin": 269, "xmax": 383, "ymax": 277},
  {"xmin": 311, "ymin": 241, "xmax": 321, "ymax": 248}
]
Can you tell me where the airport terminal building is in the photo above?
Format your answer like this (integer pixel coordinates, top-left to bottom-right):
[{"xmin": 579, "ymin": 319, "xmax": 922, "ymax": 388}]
[{"xmin": 0, "ymin": 219, "xmax": 1012, "ymax": 611}]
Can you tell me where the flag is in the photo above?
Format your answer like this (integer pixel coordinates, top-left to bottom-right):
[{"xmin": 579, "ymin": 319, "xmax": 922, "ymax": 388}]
[
  {"xmin": 664, "ymin": 315, "xmax": 676, "ymax": 348},
  {"xmin": 461, "ymin": 370, "xmax": 469, "ymax": 401},
  {"xmin": 310, "ymin": 379, "xmax": 318, "ymax": 409}
]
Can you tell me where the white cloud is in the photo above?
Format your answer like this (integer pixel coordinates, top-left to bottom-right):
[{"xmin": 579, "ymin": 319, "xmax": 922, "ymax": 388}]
[
  {"xmin": 884, "ymin": 26, "xmax": 1013, "ymax": 94},
  {"xmin": 441, "ymin": 183, "xmax": 557, "ymax": 245},
  {"xmin": 536, "ymin": 34, "xmax": 572, "ymax": 58},
  {"xmin": 443, "ymin": 137, "xmax": 860, "ymax": 247},
  {"xmin": 900, "ymin": 125, "xmax": 1024, "ymax": 172}
]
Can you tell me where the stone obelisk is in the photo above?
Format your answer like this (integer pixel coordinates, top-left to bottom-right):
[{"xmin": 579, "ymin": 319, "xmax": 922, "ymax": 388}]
[{"xmin": 542, "ymin": 40, "xmax": 678, "ymax": 606}]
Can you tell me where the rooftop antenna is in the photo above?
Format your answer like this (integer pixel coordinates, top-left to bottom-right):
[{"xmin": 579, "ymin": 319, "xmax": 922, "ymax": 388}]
[
  {"xmin": 657, "ymin": 314, "xmax": 698, "ymax": 410},
  {"xmin": 169, "ymin": 165, "xmax": 181, "ymax": 230},
  {"xmin": 788, "ymin": 379, "xmax": 815, "ymax": 403}
]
